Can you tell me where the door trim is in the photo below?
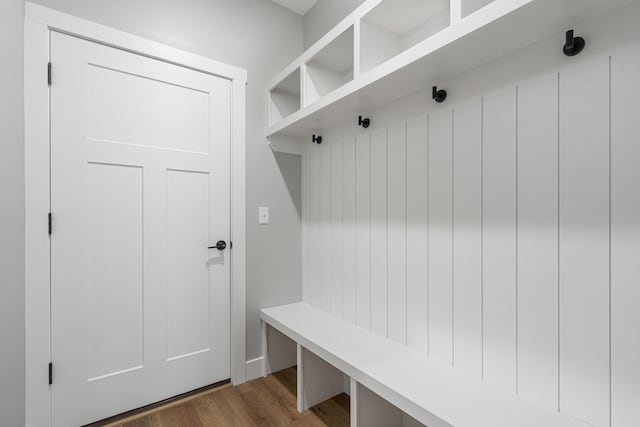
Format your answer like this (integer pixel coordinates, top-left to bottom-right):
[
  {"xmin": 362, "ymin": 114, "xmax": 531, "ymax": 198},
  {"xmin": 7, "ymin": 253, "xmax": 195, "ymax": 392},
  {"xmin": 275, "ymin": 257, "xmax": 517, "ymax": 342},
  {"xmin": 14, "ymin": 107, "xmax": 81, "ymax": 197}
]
[{"xmin": 24, "ymin": 4, "xmax": 247, "ymax": 426}]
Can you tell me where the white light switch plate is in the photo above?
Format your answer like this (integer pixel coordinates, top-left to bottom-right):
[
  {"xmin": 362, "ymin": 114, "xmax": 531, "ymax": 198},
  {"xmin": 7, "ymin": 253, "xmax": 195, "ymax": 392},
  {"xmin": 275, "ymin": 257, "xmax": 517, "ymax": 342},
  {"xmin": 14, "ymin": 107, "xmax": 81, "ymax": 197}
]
[{"xmin": 259, "ymin": 207, "xmax": 269, "ymax": 224}]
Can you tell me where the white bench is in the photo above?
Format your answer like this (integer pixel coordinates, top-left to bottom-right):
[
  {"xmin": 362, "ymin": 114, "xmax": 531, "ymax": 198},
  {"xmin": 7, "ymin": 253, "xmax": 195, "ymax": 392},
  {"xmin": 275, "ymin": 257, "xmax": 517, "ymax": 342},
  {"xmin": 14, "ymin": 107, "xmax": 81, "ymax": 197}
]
[{"xmin": 260, "ymin": 302, "xmax": 590, "ymax": 427}]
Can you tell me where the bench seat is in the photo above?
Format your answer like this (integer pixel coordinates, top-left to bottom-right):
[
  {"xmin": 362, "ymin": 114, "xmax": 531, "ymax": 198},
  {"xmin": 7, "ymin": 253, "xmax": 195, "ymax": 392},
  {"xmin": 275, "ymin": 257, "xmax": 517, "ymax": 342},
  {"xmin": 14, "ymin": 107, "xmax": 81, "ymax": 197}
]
[{"xmin": 260, "ymin": 302, "xmax": 590, "ymax": 427}]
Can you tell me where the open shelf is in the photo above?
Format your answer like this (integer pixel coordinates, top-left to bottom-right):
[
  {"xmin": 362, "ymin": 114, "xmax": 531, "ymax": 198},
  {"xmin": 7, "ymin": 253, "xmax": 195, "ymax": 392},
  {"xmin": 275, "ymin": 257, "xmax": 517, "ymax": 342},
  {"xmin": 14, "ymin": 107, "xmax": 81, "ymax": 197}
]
[
  {"xmin": 268, "ymin": 68, "xmax": 301, "ymax": 126},
  {"xmin": 266, "ymin": 0, "xmax": 631, "ymax": 143},
  {"xmin": 305, "ymin": 26, "xmax": 355, "ymax": 106},
  {"xmin": 360, "ymin": 0, "xmax": 450, "ymax": 74},
  {"xmin": 463, "ymin": 0, "xmax": 496, "ymax": 17}
]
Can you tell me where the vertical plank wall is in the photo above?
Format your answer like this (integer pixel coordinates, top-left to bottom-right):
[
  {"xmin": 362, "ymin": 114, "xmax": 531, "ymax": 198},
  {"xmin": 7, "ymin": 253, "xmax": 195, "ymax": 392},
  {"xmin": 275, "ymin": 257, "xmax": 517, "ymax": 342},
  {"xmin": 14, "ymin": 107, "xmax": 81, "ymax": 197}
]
[
  {"xmin": 329, "ymin": 138, "xmax": 343, "ymax": 317},
  {"xmin": 343, "ymin": 138, "xmax": 357, "ymax": 323},
  {"xmin": 452, "ymin": 99, "xmax": 482, "ymax": 378},
  {"xmin": 611, "ymin": 42, "xmax": 640, "ymax": 427},
  {"xmin": 559, "ymin": 54, "xmax": 610, "ymax": 427},
  {"xmin": 370, "ymin": 129, "xmax": 388, "ymax": 337},
  {"xmin": 301, "ymin": 47, "xmax": 640, "ymax": 426},
  {"xmin": 355, "ymin": 134, "xmax": 371, "ymax": 329},
  {"xmin": 406, "ymin": 116, "xmax": 429, "ymax": 354},
  {"xmin": 387, "ymin": 123, "xmax": 407, "ymax": 344},
  {"xmin": 428, "ymin": 109, "xmax": 454, "ymax": 364},
  {"xmin": 482, "ymin": 87, "xmax": 517, "ymax": 393},
  {"xmin": 517, "ymin": 72, "xmax": 559, "ymax": 409}
]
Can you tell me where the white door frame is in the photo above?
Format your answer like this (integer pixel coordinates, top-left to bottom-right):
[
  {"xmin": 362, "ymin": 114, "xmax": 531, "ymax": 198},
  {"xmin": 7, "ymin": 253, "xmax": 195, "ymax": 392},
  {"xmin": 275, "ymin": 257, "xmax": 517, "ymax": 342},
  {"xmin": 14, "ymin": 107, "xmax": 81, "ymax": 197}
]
[{"xmin": 24, "ymin": 3, "xmax": 247, "ymax": 426}]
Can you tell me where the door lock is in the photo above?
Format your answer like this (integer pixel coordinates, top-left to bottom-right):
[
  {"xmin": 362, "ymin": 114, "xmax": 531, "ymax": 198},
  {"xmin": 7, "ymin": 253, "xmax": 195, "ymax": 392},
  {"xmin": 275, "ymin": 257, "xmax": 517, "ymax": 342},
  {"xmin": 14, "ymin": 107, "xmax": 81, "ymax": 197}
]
[{"xmin": 209, "ymin": 240, "xmax": 227, "ymax": 250}]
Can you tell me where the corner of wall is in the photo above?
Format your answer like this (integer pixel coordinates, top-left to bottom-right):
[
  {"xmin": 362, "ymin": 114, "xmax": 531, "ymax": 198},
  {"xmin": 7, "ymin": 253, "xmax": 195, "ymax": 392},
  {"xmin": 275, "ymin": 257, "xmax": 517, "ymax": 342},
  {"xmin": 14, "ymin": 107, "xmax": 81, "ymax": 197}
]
[{"xmin": 0, "ymin": 0, "xmax": 26, "ymax": 425}]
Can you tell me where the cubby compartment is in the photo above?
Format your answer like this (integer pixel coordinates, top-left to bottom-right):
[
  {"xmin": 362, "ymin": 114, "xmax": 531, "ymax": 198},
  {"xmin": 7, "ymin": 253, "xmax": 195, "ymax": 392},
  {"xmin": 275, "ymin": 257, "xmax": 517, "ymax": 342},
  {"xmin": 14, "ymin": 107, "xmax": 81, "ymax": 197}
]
[
  {"xmin": 351, "ymin": 381, "xmax": 435, "ymax": 427},
  {"xmin": 462, "ymin": 0, "xmax": 495, "ymax": 17},
  {"xmin": 360, "ymin": 0, "xmax": 450, "ymax": 74},
  {"xmin": 262, "ymin": 322, "xmax": 297, "ymax": 375},
  {"xmin": 262, "ymin": 322, "xmax": 350, "ymax": 420},
  {"xmin": 268, "ymin": 68, "xmax": 301, "ymax": 125},
  {"xmin": 297, "ymin": 346, "xmax": 349, "ymax": 413},
  {"xmin": 304, "ymin": 26, "xmax": 355, "ymax": 106}
]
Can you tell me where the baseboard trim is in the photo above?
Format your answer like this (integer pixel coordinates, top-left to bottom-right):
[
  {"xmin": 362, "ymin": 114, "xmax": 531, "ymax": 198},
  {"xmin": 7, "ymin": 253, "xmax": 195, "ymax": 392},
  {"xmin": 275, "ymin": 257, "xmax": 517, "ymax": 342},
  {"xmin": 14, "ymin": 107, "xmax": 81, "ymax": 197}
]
[{"xmin": 245, "ymin": 356, "xmax": 265, "ymax": 381}]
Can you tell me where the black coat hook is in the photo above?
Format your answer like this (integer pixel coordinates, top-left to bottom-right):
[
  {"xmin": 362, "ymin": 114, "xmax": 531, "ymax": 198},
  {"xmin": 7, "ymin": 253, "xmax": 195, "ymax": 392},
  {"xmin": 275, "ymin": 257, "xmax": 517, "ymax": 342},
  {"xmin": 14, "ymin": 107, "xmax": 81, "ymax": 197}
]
[
  {"xmin": 563, "ymin": 30, "xmax": 585, "ymax": 57},
  {"xmin": 358, "ymin": 116, "xmax": 371, "ymax": 128},
  {"xmin": 432, "ymin": 86, "xmax": 447, "ymax": 103},
  {"xmin": 312, "ymin": 134, "xmax": 322, "ymax": 144}
]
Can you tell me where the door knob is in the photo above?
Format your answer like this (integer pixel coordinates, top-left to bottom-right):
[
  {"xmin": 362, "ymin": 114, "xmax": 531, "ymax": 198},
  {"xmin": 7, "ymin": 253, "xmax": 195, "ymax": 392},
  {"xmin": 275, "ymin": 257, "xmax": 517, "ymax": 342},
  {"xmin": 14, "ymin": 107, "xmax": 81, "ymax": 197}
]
[{"xmin": 209, "ymin": 240, "xmax": 227, "ymax": 250}]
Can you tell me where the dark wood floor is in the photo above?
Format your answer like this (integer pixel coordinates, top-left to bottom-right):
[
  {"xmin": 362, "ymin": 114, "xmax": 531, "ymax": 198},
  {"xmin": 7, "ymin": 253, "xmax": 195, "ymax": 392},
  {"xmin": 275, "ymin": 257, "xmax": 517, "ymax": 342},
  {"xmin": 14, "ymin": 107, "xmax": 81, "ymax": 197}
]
[{"xmin": 103, "ymin": 368, "xmax": 350, "ymax": 427}]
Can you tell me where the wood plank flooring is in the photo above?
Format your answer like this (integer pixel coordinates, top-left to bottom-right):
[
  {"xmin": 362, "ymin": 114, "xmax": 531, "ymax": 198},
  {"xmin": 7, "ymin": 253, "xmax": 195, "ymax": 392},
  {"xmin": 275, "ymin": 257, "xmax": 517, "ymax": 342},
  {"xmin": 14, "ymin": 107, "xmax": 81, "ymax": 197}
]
[{"xmin": 101, "ymin": 368, "xmax": 350, "ymax": 427}]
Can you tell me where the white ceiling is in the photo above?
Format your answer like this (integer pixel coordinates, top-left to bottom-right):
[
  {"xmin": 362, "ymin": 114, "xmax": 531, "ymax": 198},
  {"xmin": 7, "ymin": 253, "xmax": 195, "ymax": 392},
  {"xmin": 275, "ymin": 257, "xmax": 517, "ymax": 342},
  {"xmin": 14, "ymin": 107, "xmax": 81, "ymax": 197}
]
[{"xmin": 271, "ymin": 0, "xmax": 319, "ymax": 15}]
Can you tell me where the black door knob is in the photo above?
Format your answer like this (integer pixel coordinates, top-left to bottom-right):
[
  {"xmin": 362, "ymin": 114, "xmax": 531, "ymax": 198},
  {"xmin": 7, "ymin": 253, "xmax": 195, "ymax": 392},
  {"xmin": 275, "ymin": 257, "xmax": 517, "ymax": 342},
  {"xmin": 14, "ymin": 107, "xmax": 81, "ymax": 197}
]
[{"xmin": 209, "ymin": 240, "xmax": 227, "ymax": 250}]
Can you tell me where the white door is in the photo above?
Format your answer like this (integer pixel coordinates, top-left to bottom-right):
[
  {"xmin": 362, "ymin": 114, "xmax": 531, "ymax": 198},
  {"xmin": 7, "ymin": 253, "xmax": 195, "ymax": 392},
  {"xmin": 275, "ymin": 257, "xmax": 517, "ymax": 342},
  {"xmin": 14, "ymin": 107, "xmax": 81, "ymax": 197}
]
[{"xmin": 50, "ymin": 31, "xmax": 231, "ymax": 426}]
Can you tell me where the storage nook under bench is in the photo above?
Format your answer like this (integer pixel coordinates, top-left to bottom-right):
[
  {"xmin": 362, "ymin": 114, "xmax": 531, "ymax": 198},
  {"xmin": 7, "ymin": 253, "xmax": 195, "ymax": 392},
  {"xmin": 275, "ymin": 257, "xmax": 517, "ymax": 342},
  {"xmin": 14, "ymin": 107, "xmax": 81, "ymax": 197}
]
[{"xmin": 261, "ymin": 303, "xmax": 590, "ymax": 427}]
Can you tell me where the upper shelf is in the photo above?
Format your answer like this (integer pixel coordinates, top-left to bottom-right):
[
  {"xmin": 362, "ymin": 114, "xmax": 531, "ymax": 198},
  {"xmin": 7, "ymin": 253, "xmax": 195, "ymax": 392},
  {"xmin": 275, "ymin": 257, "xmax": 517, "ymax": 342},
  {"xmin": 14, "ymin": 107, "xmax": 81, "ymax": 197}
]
[
  {"xmin": 360, "ymin": 0, "xmax": 451, "ymax": 74},
  {"xmin": 266, "ymin": 0, "xmax": 631, "ymax": 139},
  {"xmin": 305, "ymin": 26, "xmax": 355, "ymax": 107}
]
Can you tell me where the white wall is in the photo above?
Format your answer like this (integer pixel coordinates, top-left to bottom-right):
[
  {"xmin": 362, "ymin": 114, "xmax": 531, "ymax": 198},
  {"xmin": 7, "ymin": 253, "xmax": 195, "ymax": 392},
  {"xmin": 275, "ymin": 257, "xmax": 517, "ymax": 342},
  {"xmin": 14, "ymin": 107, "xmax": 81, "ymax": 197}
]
[
  {"xmin": 301, "ymin": 3, "xmax": 640, "ymax": 426},
  {"xmin": 0, "ymin": 0, "xmax": 25, "ymax": 425},
  {"xmin": 304, "ymin": 0, "xmax": 366, "ymax": 48},
  {"xmin": 25, "ymin": 0, "xmax": 304, "ymax": 368}
]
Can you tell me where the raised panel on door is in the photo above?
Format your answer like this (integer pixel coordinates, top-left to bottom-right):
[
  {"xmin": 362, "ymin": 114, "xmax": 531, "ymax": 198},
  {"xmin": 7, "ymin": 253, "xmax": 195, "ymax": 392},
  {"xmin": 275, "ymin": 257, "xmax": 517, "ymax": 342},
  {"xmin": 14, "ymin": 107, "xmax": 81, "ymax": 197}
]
[
  {"xmin": 355, "ymin": 134, "xmax": 372, "ymax": 329},
  {"xmin": 611, "ymin": 44, "xmax": 640, "ymax": 427},
  {"xmin": 371, "ymin": 128, "xmax": 388, "ymax": 337},
  {"xmin": 343, "ymin": 137, "xmax": 357, "ymax": 323},
  {"xmin": 387, "ymin": 122, "xmax": 407, "ymax": 345},
  {"xmin": 558, "ymin": 55, "xmax": 610, "ymax": 427},
  {"xmin": 165, "ymin": 169, "xmax": 212, "ymax": 361},
  {"xmin": 452, "ymin": 99, "xmax": 482, "ymax": 377},
  {"xmin": 330, "ymin": 139, "xmax": 344, "ymax": 317},
  {"xmin": 517, "ymin": 72, "xmax": 559, "ymax": 408},
  {"xmin": 86, "ymin": 162, "xmax": 144, "ymax": 381},
  {"xmin": 428, "ymin": 108, "xmax": 453, "ymax": 364},
  {"xmin": 406, "ymin": 115, "xmax": 428, "ymax": 354},
  {"xmin": 87, "ymin": 64, "xmax": 210, "ymax": 153},
  {"xmin": 482, "ymin": 87, "xmax": 517, "ymax": 392}
]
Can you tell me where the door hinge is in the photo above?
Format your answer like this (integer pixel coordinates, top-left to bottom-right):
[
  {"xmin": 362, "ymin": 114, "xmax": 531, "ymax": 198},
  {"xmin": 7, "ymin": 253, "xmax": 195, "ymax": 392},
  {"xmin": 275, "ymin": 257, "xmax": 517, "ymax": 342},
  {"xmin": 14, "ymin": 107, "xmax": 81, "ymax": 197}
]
[
  {"xmin": 48, "ymin": 362, "xmax": 53, "ymax": 385},
  {"xmin": 47, "ymin": 62, "xmax": 52, "ymax": 86},
  {"xmin": 48, "ymin": 213, "xmax": 52, "ymax": 235}
]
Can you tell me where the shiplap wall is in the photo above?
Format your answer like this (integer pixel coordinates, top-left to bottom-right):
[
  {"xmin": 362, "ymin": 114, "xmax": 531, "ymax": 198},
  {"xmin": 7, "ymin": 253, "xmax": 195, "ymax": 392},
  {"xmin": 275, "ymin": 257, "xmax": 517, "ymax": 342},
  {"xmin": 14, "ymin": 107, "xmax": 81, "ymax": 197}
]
[{"xmin": 301, "ymin": 5, "xmax": 640, "ymax": 427}]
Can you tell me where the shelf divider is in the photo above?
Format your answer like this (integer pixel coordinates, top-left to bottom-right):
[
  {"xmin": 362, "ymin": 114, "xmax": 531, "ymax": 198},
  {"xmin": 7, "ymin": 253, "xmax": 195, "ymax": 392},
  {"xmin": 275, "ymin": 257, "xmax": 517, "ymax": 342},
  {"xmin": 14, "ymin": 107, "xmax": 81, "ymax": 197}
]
[{"xmin": 266, "ymin": 0, "xmax": 629, "ymax": 141}]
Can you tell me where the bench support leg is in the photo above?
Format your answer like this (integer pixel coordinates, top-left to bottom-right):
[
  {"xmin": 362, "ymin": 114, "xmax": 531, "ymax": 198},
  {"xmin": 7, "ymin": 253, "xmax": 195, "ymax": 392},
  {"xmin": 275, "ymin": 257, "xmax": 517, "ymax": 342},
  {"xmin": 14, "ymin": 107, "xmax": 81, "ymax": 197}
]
[
  {"xmin": 350, "ymin": 378, "xmax": 359, "ymax": 426},
  {"xmin": 261, "ymin": 320, "xmax": 267, "ymax": 377},
  {"xmin": 297, "ymin": 344, "xmax": 344, "ymax": 413}
]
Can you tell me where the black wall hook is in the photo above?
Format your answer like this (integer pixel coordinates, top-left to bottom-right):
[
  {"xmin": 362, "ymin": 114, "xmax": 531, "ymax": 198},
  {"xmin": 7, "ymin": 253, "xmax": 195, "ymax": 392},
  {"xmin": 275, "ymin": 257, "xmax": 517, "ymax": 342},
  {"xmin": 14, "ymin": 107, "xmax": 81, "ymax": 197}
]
[
  {"xmin": 432, "ymin": 86, "xmax": 447, "ymax": 103},
  {"xmin": 358, "ymin": 116, "xmax": 371, "ymax": 128},
  {"xmin": 312, "ymin": 134, "xmax": 322, "ymax": 144},
  {"xmin": 563, "ymin": 30, "xmax": 585, "ymax": 57}
]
